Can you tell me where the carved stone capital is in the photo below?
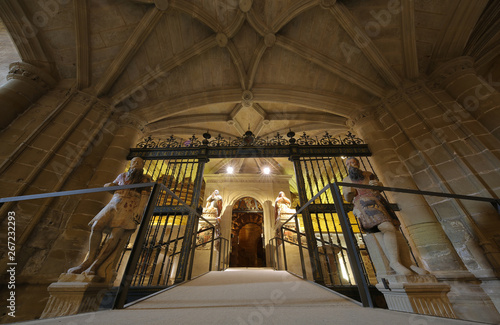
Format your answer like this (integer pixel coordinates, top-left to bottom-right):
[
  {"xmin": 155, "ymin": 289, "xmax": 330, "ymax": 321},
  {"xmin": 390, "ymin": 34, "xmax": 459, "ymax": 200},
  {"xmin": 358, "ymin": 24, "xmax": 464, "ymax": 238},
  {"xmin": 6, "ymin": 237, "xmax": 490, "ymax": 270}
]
[
  {"xmin": 428, "ymin": 56, "xmax": 475, "ymax": 89},
  {"xmin": 7, "ymin": 61, "xmax": 57, "ymax": 91},
  {"xmin": 346, "ymin": 107, "xmax": 378, "ymax": 129},
  {"xmin": 242, "ymin": 90, "xmax": 253, "ymax": 107},
  {"xmin": 404, "ymin": 83, "xmax": 424, "ymax": 96},
  {"xmin": 73, "ymin": 92, "xmax": 96, "ymax": 106},
  {"xmin": 384, "ymin": 90, "xmax": 404, "ymax": 107},
  {"xmin": 264, "ymin": 33, "xmax": 276, "ymax": 47},
  {"xmin": 239, "ymin": 0, "xmax": 252, "ymax": 13},
  {"xmin": 112, "ymin": 111, "xmax": 148, "ymax": 133},
  {"xmin": 216, "ymin": 33, "xmax": 228, "ymax": 47},
  {"xmin": 155, "ymin": 0, "xmax": 168, "ymax": 10},
  {"xmin": 94, "ymin": 99, "xmax": 115, "ymax": 115},
  {"xmin": 320, "ymin": 0, "xmax": 336, "ymax": 9}
]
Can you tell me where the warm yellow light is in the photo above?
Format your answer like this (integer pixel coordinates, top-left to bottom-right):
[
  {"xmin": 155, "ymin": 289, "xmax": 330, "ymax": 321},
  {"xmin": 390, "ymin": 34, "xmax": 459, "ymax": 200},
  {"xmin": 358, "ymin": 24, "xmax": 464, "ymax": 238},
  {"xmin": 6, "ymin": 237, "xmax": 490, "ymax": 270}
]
[
  {"xmin": 263, "ymin": 167, "xmax": 271, "ymax": 174},
  {"xmin": 227, "ymin": 166, "xmax": 234, "ymax": 174}
]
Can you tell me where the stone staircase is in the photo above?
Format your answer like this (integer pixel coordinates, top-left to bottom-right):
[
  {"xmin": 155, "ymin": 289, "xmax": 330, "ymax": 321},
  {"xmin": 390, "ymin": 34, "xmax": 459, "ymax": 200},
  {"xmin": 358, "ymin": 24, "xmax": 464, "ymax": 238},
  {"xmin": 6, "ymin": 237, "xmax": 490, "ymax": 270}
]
[{"xmin": 18, "ymin": 268, "xmax": 485, "ymax": 325}]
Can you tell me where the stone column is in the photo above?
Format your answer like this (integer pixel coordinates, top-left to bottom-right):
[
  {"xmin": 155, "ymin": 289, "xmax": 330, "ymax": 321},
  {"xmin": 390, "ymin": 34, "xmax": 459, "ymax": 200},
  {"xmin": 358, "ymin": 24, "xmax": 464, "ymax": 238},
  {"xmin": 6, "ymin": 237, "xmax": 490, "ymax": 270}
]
[
  {"xmin": 348, "ymin": 111, "xmax": 500, "ymax": 323},
  {"xmin": 429, "ymin": 56, "xmax": 500, "ymax": 139},
  {"xmin": 0, "ymin": 62, "xmax": 56, "ymax": 129}
]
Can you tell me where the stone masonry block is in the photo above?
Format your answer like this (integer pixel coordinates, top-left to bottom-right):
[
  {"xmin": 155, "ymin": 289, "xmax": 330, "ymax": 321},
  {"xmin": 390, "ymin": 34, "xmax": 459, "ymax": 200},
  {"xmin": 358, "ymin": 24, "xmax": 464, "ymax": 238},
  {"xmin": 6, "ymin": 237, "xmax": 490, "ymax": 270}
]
[
  {"xmin": 16, "ymin": 147, "xmax": 48, "ymax": 167},
  {"xmin": 392, "ymin": 131, "xmax": 409, "ymax": 147},
  {"xmin": 427, "ymin": 114, "xmax": 453, "ymax": 129},
  {"xmin": 91, "ymin": 171, "xmax": 119, "ymax": 186},
  {"xmin": 399, "ymin": 113, "xmax": 420, "ymax": 129},
  {"xmin": 0, "ymin": 125, "xmax": 28, "ymax": 145},
  {"xmin": 65, "ymin": 128, "xmax": 89, "ymax": 147},
  {"xmin": 431, "ymin": 201, "xmax": 461, "ymax": 221},
  {"xmin": 102, "ymin": 146, "xmax": 129, "ymax": 161},
  {"xmin": 415, "ymin": 133, "xmax": 441, "ymax": 152},
  {"xmin": 447, "ymin": 177, "xmax": 479, "ymax": 195},
  {"xmin": 396, "ymin": 140, "xmax": 418, "ymax": 158},
  {"xmin": 478, "ymin": 171, "xmax": 500, "ymax": 190},
  {"xmin": 426, "ymin": 145, "xmax": 454, "ymax": 165},
  {"xmin": 436, "ymin": 160, "xmax": 468, "ymax": 181},
  {"xmin": 478, "ymin": 110, "xmax": 500, "ymax": 134},
  {"xmin": 449, "ymin": 140, "xmax": 475, "ymax": 157},
  {"xmin": 464, "ymin": 153, "xmax": 497, "ymax": 173},
  {"xmin": 447, "ymin": 74, "xmax": 481, "ymax": 99},
  {"xmin": 31, "ymin": 133, "xmax": 59, "ymax": 152},
  {"xmin": 389, "ymin": 102, "xmax": 414, "ymax": 120},
  {"xmin": 65, "ymin": 163, "xmax": 95, "ymax": 184},
  {"xmin": 421, "ymin": 105, "xmax": 443, "ymax": 119},
  {"xmin": 0, "ymin": 143, "xmax": 19, "ymax": 160},
  {"xmin": 475, "ymin": 134, "xmax": 500, "ymax": 151},
  {"xmin": 16, "ymin": 201, "xmax": 42, "ymax": 219},
  {"xmin": 384, "ymin": 123, "xmax": 400, "ymax": 138},
  {"xmin": 48, "ymin": 153, "xmax": 72, "ymax": 177},
  {"xmin": 379, "ymin": 113, "xmax": 396, "ymax": 129},
  {"xmin": 2, "ymin": 162, "xmax": 34, "ymax": 183},
  {"xmin": 0, "ymin": 180, "xmax": 21, "ymax": 197},
  {"xmin": 42, "ymin": 121, "xmax": 70, "ymax": 138},
  {"xmin": 53, "ymin": 110, "xmax": 79, "ymax": 125},
  {"xmin": 404, "ymin": 156, "xmax": 428, "ymax": 175},
  {"xmin": 405, "ymin": 123, "xmax": 428, "ymax": 138},
  {"xmin": 412, "ymin": 170, "xmax": 435, "ymax": 190},
  {"xmin": 34, "ymin": 169, "xmax": 62, "ymax": 191}
]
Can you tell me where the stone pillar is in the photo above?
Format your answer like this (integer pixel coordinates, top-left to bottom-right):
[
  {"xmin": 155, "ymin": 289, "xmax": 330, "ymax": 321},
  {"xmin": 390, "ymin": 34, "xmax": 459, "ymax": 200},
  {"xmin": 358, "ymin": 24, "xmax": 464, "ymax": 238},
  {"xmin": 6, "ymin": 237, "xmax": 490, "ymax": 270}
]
[
  {"xmin": 349, "ymin": 111, "xmax": 500, "ymax": 323},
  {"xmin": 0, "ymin": 62, "xmax": 56, "ymax": 129},
  {"xmin": 429, "ymin": 56, "xmax": 500, "ymax": 139}
]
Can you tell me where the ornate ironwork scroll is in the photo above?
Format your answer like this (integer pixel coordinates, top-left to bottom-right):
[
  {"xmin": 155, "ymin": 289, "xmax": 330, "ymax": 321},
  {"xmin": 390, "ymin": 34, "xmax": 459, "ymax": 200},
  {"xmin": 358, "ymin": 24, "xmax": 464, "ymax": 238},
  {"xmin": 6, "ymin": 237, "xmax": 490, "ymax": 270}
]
[
  {"xmin": 131, "ymin": 131, "xmax": 369, "ymax": 160},
  {"xmin": 137, "ymin": 131, "xmax": 363, "ymax": 149}
]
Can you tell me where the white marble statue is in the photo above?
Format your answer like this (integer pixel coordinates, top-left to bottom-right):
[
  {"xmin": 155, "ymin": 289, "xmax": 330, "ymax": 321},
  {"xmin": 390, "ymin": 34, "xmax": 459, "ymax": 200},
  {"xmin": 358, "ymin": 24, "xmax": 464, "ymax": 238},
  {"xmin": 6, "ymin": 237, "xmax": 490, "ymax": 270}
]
[
  {"xmin": 342, "ymin": 157, "xmax": 426, "ymax": 275},
  {"xmin": 68, "ymin": 157, "xmax": 151, "ymax": 275},
  {"xmin": 274, "ymin": 191, "xmax": 295, "ymax": 223}
]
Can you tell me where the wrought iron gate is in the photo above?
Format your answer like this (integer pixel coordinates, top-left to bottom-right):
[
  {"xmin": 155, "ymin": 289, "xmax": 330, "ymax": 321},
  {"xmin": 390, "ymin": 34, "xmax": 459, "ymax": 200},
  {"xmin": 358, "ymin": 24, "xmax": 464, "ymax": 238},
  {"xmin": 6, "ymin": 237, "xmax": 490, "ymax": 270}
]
[
  {"xmin": 113, "ymin": 158, "xmax": 230, "ymax": 308},
  {"xmin": 114, "ymin": 130, "xmax": 387, "ymax": 307}
]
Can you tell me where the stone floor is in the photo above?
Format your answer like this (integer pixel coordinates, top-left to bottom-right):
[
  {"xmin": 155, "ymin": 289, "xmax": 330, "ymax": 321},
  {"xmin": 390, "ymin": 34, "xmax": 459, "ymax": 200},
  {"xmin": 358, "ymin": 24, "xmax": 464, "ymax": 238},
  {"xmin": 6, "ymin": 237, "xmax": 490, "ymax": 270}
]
[{"xmin": 16, "ymin": 268, "xmax": 489, "ymax": 325}]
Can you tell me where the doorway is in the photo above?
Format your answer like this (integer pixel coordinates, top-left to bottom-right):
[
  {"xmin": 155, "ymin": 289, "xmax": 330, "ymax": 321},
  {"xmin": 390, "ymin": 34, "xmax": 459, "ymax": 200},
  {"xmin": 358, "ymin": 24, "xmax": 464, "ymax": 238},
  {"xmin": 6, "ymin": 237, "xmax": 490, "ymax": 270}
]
[{"xmin": 229, "ymin": 197, "xmax": 266, "ymax": 267}]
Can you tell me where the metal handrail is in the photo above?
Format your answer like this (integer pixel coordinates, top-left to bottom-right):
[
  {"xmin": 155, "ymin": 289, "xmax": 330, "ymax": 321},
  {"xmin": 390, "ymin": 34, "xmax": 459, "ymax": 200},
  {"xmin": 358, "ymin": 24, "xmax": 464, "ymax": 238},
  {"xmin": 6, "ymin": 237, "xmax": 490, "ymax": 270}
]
[
  {"xmin": 0, "ymin": 182, "xmax": 157, "ymax": 204},
  {"xmin": 336, "ymin": 182, "xmax": 500, "ymax": 208},
  {"xmin": 273, "ymin": 181, "xmax": 500, "ymax": 309}
]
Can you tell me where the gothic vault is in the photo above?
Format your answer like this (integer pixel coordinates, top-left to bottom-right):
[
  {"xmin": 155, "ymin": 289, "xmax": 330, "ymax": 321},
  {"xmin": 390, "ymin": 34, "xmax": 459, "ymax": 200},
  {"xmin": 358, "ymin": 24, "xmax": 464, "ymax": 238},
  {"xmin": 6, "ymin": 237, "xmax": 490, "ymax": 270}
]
[{"xmin": 0, "ymin": 0, "xmax": 500, "ymax": 323}]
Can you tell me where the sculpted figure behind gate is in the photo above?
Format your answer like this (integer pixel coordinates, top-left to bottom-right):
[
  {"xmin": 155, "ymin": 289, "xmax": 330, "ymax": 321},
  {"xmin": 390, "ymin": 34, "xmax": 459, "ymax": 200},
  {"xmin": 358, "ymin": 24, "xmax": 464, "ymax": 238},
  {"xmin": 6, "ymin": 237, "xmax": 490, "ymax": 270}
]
[{"xmin": 68, "ymin": 157, "xmax": 151, "ymax": 276}]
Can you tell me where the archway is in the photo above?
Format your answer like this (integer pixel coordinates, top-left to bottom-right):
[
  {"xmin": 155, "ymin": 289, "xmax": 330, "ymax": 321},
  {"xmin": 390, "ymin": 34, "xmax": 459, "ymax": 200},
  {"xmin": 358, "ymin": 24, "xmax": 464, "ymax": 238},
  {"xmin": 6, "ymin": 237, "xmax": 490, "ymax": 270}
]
[{"xmin": 229, "ymin": 197, "xmax": 265, "ymax": 267}]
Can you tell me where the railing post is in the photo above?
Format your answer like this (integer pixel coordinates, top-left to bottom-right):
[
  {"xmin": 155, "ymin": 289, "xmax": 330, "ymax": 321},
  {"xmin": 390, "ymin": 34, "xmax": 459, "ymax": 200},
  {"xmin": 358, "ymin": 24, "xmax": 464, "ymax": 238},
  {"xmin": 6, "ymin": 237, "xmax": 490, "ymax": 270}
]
[
  {"xmin": 113, "ymin": 183, "xmax": 161, "ymax": 309},
  {"xmin": 294, "ymin": 215, "xmax": 307, "ymax": 279},
  {"xmin": 281, "ymin": 226, "xmax": 288, "ymax": 271},
  {"xmin": 291, "ymin": 156, "xmax": 324, "ymax": 284},
  {"xmin": 208, "ymin": 227, "xmax": 215, "ymax": 272},
  {"xmin": 174, "ymin": 158, "xmax": 207, "ymax": 283},
  {"xmin": 330, "ymin": 182, "xmax": 373, "ymax": 308}
]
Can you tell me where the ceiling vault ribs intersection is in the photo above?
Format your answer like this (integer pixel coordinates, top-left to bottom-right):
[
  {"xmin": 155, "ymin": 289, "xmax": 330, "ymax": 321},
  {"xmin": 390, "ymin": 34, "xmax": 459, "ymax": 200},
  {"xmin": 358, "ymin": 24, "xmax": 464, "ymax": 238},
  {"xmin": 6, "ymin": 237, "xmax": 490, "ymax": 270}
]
[
  {"xmin": 1, "ymin": 0, "xmax": 498, "ymax": 152},
  {"xmin": 97, "ymin": 0, "xmax": 393, "ymax": 138}
]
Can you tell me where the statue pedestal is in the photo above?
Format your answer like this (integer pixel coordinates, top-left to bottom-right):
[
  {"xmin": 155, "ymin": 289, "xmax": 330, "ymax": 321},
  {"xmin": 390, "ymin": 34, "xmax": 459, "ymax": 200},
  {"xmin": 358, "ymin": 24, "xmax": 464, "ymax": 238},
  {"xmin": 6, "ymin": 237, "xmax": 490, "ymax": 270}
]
[
  {"xmin": 364, "ymin": 232, "xmax": 456, "ymax": 318},
  {"xmin": 40, "ymin": 273, "xmax": 110, "ymax": 319},
  {"xmin": 273, "ymin": 209, "xmax": 297, "ymax": 243},
  {"xmin": 376, "ymin": 275, "xmax": 456, "ymax": 318}
]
